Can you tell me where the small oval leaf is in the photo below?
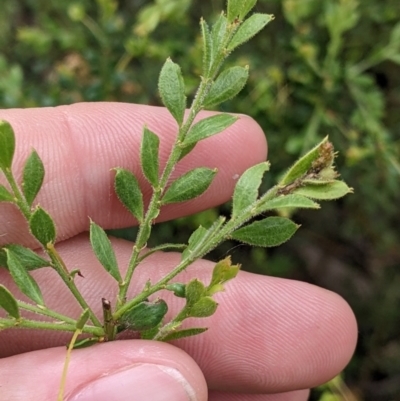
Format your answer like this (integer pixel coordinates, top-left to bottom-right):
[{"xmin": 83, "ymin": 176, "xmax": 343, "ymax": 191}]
[
  {"xmin": 140, "ymin": 127, "xmax": 160, "ymax": 187},
  {"xmin": 0, "ymin": 284, "xmax": 20, "ymax": 319},
  {"xmin": 5, "ymin": 249, "xmax": 44, "ymax": 305},
  {"xmin": 204, "ymin": 66, "xmax": 249, "ymax": 108},
  {"xmin": 294, "ymin": 181, "xmax": 353, "ymax": 200},
  {"xmin": 189, "ymin": 296, "xmax": 218, "ymax": 318},
  {"xmin": 228, "ymin": 14, "xmax": 274, "ymax": 51},
  {"xmin": 0, "ymin": 185, "xmax": 14, "ymax": 203},
  {"xmin": 22, "ymin": 150, "xmax": 45, "ymax": 206},
  {"xmin": 211, "ymin": 13, "xmax": 228, "ymax": 60},
  {"xmin": 90, "ymin": 220, "xmax": 122, "ymax": 282},
  {"xmin": 120, "ymin": 300, "xmax": 168, "ymax": 332},
  {"xmin": 114, "ymin": 168, "xmax": 144, "ymax": 223},
  {"xmin": 182, "ymin": 114, "xmax": 238, "ymax": 147},
  {"xmin": 0, "ymin": 120, "xmax": 15, "ymax": 171},
  {"xmin": 158, "ymin": 58, "xmax": 186, "ymax": 126},
  {"xmin": 29, "ymin": 207, "xmax": 56, "ymax": 247},
  {"xmin": 161, "ymin": 167, "xmax": 217, "ymax": 205},
  {"xmin": 185, "ymin": 279, "xmax": 206, "ymax": 306},
  {"xmin": 232, "ymin": 162, "xmax": 270, "ymax": 218},
  {"xmin": 0, "ymin": 244, "xmax": 49, "ymax": 270},
  {"xmin": 231, "ymin": 216, "xmax": 299, "ymax": 247}
]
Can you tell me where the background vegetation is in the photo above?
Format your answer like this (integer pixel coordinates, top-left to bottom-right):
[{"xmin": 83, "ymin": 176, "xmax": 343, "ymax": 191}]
[{"xmin": 1, "ymin": 0, "xmax": 399, "ymax": 400}]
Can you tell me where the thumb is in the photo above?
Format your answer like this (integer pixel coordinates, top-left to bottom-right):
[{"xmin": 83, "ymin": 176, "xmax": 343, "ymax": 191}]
[{"xmin": 1, "ymin": 340, "xmax": 207, "ymax": 401}]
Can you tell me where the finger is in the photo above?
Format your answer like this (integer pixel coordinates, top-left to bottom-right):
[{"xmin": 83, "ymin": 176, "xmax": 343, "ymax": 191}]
[
  {"xmin": 0, "ymin": 103, "xmax": 267, "ymax": 246},
  {"xmin": 0, "ymin": 340, "xmax": 207, "ymax": 401},
  {"xmin": 0, "ymin": 236, "xmax": 358, "ymax": 393},
  {"xmin": 208, "ymin": 390, "xmax": 310, "ymax": 401}
]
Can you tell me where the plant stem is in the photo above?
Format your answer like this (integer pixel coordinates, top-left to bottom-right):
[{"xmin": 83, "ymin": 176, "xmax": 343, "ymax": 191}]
[
  {"xmin": 0, "ymin": 317, "xmax": 103, "ymax": 335},
  {"xmin": 47, "ymin": 244, "xmax": 103, "ymax": 328},
  {"xmin": 17, "ymin": 301, "xmax": 77, "ymax": 325},
  {"xmin": 2, "ymin": 168, "xmax": 30, "ymax": 219}
]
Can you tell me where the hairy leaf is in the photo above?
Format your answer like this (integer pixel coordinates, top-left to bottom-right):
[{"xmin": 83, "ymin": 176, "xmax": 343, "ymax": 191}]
[
  {"xmin": 185, "ymin": 279, "xmax": 206, "ymax": 306},
  {"xmin": 200, "ymin": 18, "xmax": 212, "ymax": 75},
  {"xmin": 22, "ymin": 150, "xmax": 45, "ymax": 206},
  {"xmin": 204, "ymin": 66, "xmax": 249, "ymax": 108},
  {"xmin": 29, "ymin": 207, "xmax": 56, "ymax": 247},
  {"xmin": 232, "ymin": 162, "xmax": 270, "ymax": 218},
  {"xmin": 140, "ymin": 127, "xmax": 160, "ymax": 187},
  {"xmin": 90, "ymin": 220, "xmax": 121, "ymax": 282},
  {"xmin": 0, "ymin": 120, "xmax": 15, "ymax": 171},
  {"xmin": 158, "ymin": 58, "xmax": 186, "ymax": 126},
  {"xmin": 120, "ymin": 300, "xmax": 168, "ymax": 331},
  {"xmin": 208, "ymin": 256, "xmax": 240, "ymax": 295},
  {"xmin": 294, "ymin": 181, "xmax": 353, "ymax": 200},
  {"xmin": 228, "ymin": 14, "xmax": 274, "ymax": 51},
  {"xmin": 231, "ymin": 216, "xmax": 299, "ymax": 247},
  {"xmin": 0, "ymin": 185, "xmax": 13, "ymax": 203},
  {"xmin": 182, "ymin": 114, "xmax": 238, "ymax": 147},
  {"xmin": 279, "ymin": 137, "xmax": 329, "ymax": 185},
  {"xmin": 189, "ymin": 296, "xmax": 218, "ymax": 318},
  {"xmin": 114, "ymin": 168, "xmax": 144, "ymax": 223},
  {"xmin": 161, "ymin": 168, "xmax": 217, "ymax": 204},
  {"xmin": 6, "ymin": 249, "xmax": 44, "ymax": 305},
  {"xmin": 0, "ymin": 244, "xmax": 49, "ymax": 270},
  {"xmin": 161, "ymin": 327, "xmax": 208, "ymax": 341},
  {"xmin": 259, "ymin": 194, "xmax": 320, "ymax": 213},
  {"xmin": 0, "ymin": 284, "xmax": 20, "ymax": 319}
]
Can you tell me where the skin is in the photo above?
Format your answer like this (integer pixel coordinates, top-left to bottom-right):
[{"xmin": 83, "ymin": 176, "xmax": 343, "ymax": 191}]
[{"xmin": 0, "ymin": 103, "xmax": 358, "ymax": 400}]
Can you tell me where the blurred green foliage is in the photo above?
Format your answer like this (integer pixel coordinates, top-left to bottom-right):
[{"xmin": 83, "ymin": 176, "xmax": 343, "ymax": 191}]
[{"xmin": 1, "ymin": 0, "xmax": 399, "ymax": 400}]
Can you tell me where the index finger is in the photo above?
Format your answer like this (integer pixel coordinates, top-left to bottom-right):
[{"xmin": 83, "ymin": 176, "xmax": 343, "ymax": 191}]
[{"xmin": 0, "ymin": 102, "xmax": 267, "ymax": 247}]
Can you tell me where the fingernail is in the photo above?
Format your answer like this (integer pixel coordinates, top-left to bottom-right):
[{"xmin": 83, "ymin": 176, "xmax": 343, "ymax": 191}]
[{"xmin": 69, "ymin": 363, "xmax": 197, "ymax": 401}]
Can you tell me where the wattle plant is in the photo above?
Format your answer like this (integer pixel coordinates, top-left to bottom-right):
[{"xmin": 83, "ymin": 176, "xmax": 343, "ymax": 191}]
[{"xmin": 0, "ymin": 0, "xmax": 352, "ymax": 399}]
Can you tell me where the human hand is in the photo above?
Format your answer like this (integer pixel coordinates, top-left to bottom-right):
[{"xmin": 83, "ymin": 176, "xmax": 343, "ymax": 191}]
[{"xmin": 0, "ymin": 103, "xmax": 357, "ymax": 401}]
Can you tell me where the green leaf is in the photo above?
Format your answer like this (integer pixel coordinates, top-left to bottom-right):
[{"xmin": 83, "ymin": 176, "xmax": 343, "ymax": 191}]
[
  {"xmin": 29, "ymin": 206, "xmax": 56, "ymax": 247},
  {"xmin": 140, "ymin": 127, "xmax": 160, "ymax": 187},
  {"xmin": 294, "ymin": 181, "xmax": 353, "ymax": 200},
  {"xmin": 90, "ymin": 220, "xmax": 121, "ymax": 282},
  {"xmin": 204, "ymin": 66, "xmax": 249, "ymax": 108},
  {"xmin": 208, "ymin": 256, "xmax": 240, "ymax": 295},
  {"xmin": 279, "ymin": 137, "xmax": 329, "ymax": 185},
  {"xmin": 114, "ymin": 168, "xmax": 144, "ymax": 223},
  {"xmin": 211, "ymin": 13, "xmax": 228, "ymax": 60},
  {"xmin": 161, "ymin": 167, "xmax": 217, "ymax": 205},
  {"xmin": 200, "ymin": 18, "xmax": 212, "ymax": 75},
  {"xmin": 259, "ymin": 194, "xmax": 320, "ymax": 213},
  {"xmin": 5, "ymin": 249, "xmax": 44, "ymax": 305},
  {"xmin": 181, "ymin": 225, "xmax": 208, "ymax": 260},
  {"xmin": 239, "ymin": 0, "xmax": 258, "ymax": 20},
  {"xmin": 0, "ymin": 185, "xmax": 14, "ymax": 202},
  {"xmin": 232, "ymin": 162, "xmax": 270, "ymax": 218},
  {"xmin": 231, "ymin": 216, "xmax": 299, "ymax": 247},
  {"xmin": 76, "ymin": 308, "xmax": 90, "ymax": 330},
  {"xmin": 0, "ymin": 120, "xmax": 15, "ymax": 171},
  {"xmin": 185, "ymin": 279, "xmax": 206, "ymax": 306},
  {"xmin": 161, "ymin": 327, "xmax": 208, "ymax": 341},
  {"xmin": 189, "ymin": 296, "xmax": 218, "ymax": 318},
  {"xmin": 165, "ymin": 282, "xmax": 186, "ymax": 298},
  {"xmin": 120, "ymin": 300, "xmax": 168, "ymax": 331},
  {"xmin": 0, "ymin": 244, "xmax": 49, "ymax": 270},
  {"xmin": 182, "ymin": 114, "xmax": 238, "ymax": 147},
  {"xmin": 73, "ymin": 337, "xmax": 100, "ymax": 349},
  {"xmin": 158, "ymin": 58, "xmax": 186, "ymax": 126},
  {"xmin": 22, "ymin": 150, "xmax": 45, "ymax": 206},
  {"xmin": 227, "ymin": 0, "xmax": 259, "ymax": 22},
  {"xmin": 228, "ymin": 14, "xmax": 274, "ymax": 52},
  {"xmin": 227, "ymin": 0, "xmax": 243, "ymax": 22},
  {"xmin": 0, "ymin": 284, "xmax": 20, "ymax": 319}
]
